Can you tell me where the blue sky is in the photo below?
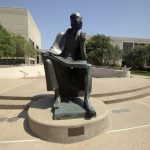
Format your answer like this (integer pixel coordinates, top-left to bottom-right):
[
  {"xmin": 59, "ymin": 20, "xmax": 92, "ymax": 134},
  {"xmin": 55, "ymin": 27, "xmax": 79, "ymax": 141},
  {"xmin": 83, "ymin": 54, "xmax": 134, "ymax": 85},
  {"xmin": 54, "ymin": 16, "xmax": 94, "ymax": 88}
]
[{"xmin": 0, "ymin": 0, "xmax": 150, "ymax": 49}]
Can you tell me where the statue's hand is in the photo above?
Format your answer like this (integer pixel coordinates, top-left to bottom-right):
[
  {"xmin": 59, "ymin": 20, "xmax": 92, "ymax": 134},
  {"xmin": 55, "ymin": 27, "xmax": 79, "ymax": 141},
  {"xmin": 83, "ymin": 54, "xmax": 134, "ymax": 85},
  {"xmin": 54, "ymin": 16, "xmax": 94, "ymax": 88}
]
[
  {"xmin": 80, "ymin": 32, "xmax": 86, "ymax": 44},
  {"xmin": 41, "ymin": 52, "xmax": 47, "ymax": 57},
  {"xmin": 41, "ymin": 51, "xmax": 50, "ymax": 60}
]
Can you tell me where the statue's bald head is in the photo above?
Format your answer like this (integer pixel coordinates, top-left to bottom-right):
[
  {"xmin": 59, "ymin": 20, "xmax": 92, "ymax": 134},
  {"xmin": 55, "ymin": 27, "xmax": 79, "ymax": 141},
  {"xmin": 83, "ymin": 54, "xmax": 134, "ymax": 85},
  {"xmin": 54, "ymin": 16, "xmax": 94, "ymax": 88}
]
[
  {"xmin": 70, "ymin": 12, "xmax": 83, "ymax": 30},
  {"xmin": 70, "ymin": 13, "xmax": 81, "ymax": 20}
]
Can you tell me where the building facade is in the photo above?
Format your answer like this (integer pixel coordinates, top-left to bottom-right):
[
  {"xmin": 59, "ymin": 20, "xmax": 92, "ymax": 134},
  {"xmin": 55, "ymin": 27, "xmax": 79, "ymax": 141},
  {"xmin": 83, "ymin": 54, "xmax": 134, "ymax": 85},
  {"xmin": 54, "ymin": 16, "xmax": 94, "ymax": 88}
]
[
  {"xmin": 110, "ymin": 36, "xmax": 150, "ymax": 53},
  {"xmin": 86, "ymin": 35, "xmax": 150, "ymax": 66},
  {"xmin": 0, "ymin": 7, "xmax": 41, "ymax": 64},
  {"xmin": 87, "ymin": 35, "xmax": 150, "ymax": 52}
]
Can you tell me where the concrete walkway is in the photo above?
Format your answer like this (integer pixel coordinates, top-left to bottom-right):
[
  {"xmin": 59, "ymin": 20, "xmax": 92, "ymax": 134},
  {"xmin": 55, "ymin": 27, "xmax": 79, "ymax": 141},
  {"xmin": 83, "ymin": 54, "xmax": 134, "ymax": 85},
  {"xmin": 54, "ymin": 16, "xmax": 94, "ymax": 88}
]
[
  {"xmin": 0, "ymin": 75, "xmax": 150, "ymax": 98},
  {"xmin": 0, "ymin": 75, "xmax": 150, "ymax": 149}
]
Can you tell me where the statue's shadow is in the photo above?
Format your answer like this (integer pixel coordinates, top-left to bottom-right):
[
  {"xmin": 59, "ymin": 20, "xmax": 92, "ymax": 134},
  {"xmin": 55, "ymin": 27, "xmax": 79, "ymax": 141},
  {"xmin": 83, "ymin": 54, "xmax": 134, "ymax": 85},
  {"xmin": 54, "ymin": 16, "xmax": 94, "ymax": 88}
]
[
  {"xmin": 19, "ymin": 94, "xmax": 88, "ymax": 137},
  {"xmin": 17, "ymin": 94, "xmax": 53, "ymax": 138},
  {"xmin": 17, "ymin": 109, "xmax": 36, "ymax": 138}
]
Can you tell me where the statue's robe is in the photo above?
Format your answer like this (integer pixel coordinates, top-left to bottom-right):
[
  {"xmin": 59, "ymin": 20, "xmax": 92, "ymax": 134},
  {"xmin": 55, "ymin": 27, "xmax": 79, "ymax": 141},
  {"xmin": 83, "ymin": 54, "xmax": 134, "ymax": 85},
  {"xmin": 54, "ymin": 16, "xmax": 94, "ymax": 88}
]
[{"xmin": 44, "ymin": 28, "xmax": 92, "ymax": 98}]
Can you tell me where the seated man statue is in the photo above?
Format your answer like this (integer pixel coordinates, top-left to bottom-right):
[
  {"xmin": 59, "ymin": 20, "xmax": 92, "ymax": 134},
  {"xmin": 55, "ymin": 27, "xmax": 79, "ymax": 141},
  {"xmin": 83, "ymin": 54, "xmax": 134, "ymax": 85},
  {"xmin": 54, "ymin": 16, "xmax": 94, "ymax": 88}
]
[{"xmin": 42, "ymin": 13, "xmax": 96, "ymax": 118}]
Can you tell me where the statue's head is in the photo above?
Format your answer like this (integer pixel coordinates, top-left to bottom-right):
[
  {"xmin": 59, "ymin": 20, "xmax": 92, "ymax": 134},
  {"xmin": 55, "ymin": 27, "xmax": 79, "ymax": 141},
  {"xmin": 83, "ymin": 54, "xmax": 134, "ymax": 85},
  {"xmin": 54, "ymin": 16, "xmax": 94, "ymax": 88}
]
[{"xmin": 70, "ymin": 13, "xmax": 83, "ymax": 30}]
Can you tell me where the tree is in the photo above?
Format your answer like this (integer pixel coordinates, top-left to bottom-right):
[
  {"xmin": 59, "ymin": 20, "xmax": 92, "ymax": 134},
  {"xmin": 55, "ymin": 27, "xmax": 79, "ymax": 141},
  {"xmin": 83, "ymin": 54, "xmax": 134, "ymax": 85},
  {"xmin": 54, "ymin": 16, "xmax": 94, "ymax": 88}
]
[
  {"xmin": 24, "ymin": 41, "xmax": 36, "ymax": 58},
  {"xmin": 86, "ymin": 34, "xmax": 112, "ymax": 65},
  {"xmin": 145, "ymin": 44, "xmax": 150, "ymax": 66},
  {"xmin": 0, "ymin": 24, "xmax": 16, "ymax": 59},
  {"xmin": 12, "ymin": 34, "xmax": 36, "ymax": 59},
  {"xmin": 87, "ymin": 48, "xmax": 103, "ymax": 65},
  {"xmin": 12, "ymin": 34, "xmax": 26, "ymax": 57},
  {"xmin": 111, "ymin": 45, "xmax": 123, "ymax": 65},
  {"xmin": 132, "ymin": 46, "xmax": 147, "ymax": 69},
  {"xmin": 124, "ymin": 44, "xmax": 150, "ymax": 69},
  {"xmin": 86, "ymin": 34, "xmax": 122, "ymax": 66},
  {"xmin": 0, "ymin": 24, "xmax": 36, "ymax": 65}
]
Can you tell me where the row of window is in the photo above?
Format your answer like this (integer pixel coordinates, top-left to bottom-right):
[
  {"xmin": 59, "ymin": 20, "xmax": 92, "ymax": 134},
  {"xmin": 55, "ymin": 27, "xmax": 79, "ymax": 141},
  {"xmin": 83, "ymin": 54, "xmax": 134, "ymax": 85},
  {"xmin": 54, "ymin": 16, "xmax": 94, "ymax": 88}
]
[{"xmin": 123, "ymin": 42, "xmax": 145, "ymax": 52}]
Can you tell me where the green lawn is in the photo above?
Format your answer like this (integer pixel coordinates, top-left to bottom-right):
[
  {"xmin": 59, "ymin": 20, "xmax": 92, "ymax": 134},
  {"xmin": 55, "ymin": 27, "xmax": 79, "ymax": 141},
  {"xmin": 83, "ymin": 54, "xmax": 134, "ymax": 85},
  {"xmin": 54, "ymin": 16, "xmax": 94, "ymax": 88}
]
[{"xmin": 131, "ymin": 70, "xmax": 150, "ymax": 76}]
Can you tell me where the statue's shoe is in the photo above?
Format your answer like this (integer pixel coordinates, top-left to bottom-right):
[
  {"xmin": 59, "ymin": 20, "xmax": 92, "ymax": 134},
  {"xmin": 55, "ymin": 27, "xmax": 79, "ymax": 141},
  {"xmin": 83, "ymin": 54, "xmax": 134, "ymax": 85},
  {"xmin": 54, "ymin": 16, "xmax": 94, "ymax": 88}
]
[
  {"xmin": 86, "ymin": 108, "xmax": 96, "ymax": 118},
  {"xmin": 84, "ymin": 102, "xmax": 96, "ymax": 118},
  {"xmin": 53, "ymin": 96, "xmax": 61, "ymax": 109}
]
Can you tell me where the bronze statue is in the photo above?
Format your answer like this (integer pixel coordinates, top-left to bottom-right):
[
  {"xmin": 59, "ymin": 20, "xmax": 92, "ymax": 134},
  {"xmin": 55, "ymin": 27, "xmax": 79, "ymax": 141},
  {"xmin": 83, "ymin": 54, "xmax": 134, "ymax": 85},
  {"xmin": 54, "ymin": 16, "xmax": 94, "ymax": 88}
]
[{"xmin": 42, "ymin": 13, "xmax": 96, "ymax": 118}]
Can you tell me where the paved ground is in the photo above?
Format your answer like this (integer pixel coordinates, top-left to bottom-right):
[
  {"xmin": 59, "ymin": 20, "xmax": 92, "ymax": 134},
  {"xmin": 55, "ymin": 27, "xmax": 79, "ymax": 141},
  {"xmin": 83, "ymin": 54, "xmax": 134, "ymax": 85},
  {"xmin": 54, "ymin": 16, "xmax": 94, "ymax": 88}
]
[
  {"xmin": 0, "ymin": 75, "xmax": 150, "ymax": 149},
  {"xmin": 0, "ymin": 77, "xmax": 50, "ymax": 98},
  {"xmin": 0, "ymin": 75, "xmax": 150, "ymax": 98}
]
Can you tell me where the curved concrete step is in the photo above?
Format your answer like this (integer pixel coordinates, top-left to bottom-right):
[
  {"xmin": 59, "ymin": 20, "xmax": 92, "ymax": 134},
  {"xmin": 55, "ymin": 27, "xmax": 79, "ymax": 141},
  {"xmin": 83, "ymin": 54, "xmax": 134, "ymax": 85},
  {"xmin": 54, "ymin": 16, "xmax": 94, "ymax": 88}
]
[
  {"xmin": 0, "ymin": 100, "xmax": 31, "ymax": 109},
  {"xmin": 0, "ymin": 96, "xmax": 31, "ymax": 100},
  {"xmin": 104, "ymin": 93, "xmax": 150, "ymax": 104},
  {"xmin": 1, "ymin": 85, "xmax": 150, "ymax": 109},
  {"xmin": 92, "ymin": 87, "xmax": 150, "ymax": 104},
  {"xmin": 0, "ymin": 95, "xmax": 52, "ymax": 109},
  {"xmin": 91, "ymin": 85, "xmax": 150, "ymax": 97}
]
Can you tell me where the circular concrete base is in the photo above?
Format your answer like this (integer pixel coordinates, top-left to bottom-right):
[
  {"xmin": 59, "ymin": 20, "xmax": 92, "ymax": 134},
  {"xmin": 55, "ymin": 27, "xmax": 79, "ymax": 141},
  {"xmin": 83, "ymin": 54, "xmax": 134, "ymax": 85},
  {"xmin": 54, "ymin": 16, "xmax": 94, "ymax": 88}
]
[{"xmin": 28, "ymin": 96, "xmax": 109, "ymax": 143}]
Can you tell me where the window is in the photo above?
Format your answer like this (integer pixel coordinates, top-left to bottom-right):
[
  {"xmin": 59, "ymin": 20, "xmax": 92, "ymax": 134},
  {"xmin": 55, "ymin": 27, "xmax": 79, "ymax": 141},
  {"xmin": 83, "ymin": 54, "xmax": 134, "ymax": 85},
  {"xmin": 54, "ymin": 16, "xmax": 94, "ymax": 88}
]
[
  {"xmin": 123, "ymin": 42, "xmax": 133, "ymax": 53},
  {"xmin": 134, "ymin": 43, "xmax": 145, "ymax": 46},
  {"xmin": 29, "ymin": 38, "xmax": 34, "ymax": 46}
]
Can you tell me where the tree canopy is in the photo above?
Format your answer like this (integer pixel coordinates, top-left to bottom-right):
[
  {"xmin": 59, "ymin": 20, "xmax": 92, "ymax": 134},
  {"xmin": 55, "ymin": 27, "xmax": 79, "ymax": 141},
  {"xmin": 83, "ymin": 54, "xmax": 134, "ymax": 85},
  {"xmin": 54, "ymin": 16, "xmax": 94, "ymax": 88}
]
[
  {"xmin": 0, "ymin": 24, "xmax": 16, "ymax": 58},
  {"xmin": 124, "ymin": 44, "xmax": 150, "ymax": 69},
  {"xmin": 86, "ymin": 34, "xmax": 122, "ymax": 66},
  {"xmin": 12, "ymin": 34, "xmax": 36, "ymax": 58},
  {"xmin": 0, "ymin": 24, "xmax": 36, "ymax": 60}
]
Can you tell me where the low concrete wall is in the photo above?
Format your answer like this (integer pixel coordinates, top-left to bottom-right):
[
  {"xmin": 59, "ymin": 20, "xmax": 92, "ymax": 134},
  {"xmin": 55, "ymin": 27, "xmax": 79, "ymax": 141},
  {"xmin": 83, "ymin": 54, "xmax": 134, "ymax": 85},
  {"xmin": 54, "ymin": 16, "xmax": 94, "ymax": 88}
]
[
  {"xmin": 0, "ymin": 65, "xmax": 45, "ymax": 79},
  {"xmin": 92, "ymin": 67, "xmax": 130, "ymax": 78},
  {"xmin": 0, "ymin": 65, "xmax": 130, "ymax": 79}
]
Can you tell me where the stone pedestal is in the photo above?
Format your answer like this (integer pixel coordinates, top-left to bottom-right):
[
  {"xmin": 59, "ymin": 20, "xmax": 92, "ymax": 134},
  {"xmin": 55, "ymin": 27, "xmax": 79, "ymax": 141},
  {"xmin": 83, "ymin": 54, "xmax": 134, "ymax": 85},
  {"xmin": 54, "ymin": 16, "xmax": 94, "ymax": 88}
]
[{"xmin": 28, "ymin": 96, "xmax": 109, "ymax": 143}]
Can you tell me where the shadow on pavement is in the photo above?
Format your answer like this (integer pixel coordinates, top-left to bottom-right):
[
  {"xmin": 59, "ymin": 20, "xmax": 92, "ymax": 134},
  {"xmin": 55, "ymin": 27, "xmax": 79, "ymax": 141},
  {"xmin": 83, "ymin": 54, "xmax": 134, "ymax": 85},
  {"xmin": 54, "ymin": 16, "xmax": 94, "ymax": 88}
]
[
  {"xmin": 21, "ymin": 94, "xmax": 54, "ymax": 138},
  {"xmin": 17, "ymin": 109, "xmax": 38, "ymax": 138}
]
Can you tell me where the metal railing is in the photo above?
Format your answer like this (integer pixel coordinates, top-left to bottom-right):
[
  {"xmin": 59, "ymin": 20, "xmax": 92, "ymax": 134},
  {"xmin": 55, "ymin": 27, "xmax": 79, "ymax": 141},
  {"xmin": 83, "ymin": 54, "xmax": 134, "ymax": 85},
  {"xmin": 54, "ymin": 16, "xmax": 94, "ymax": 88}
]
[{"xmin": 20, "ymin": 70, "xmax": 29, "ymax": 77}]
